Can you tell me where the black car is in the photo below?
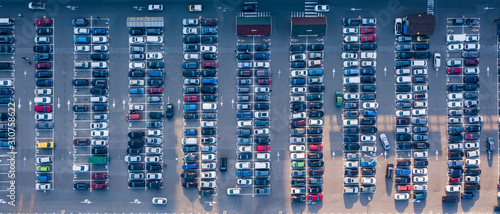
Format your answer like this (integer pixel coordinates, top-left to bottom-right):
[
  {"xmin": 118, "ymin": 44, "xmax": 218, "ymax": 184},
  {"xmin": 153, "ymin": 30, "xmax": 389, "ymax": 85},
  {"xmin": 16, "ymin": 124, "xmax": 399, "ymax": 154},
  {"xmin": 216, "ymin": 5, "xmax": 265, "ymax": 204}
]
[
  {"xmin": 414, "ymin": 142, "xmax": 430, "ymax": 149},
  {"xmin": 448, "ymin": 168, "xmax": 464, "ymax": 177},
  {"xmin": 0, "ymin": 45, "xmax": 13, "ymax": 53},
  {"xmin": 74, "ymin": 183, "xmax": 89, "ymax": 190},
  {"xmin": 90, "ymin": 88, "xmax": 107, "ymax": 95},
  {"xmin": 182, "ymin": 181, "xmax": 198, "ymax": 188},
  {"xmin": 344, "ymin": 169, "xmax": 358, "ymax": 176},
  {"xmin": 396, "ymin": 102, "xmax": 411, "ymax": 109},
  {"xmin": 362, "ymin": 168, "xmax": 376, "ymax": 175},
  {"xmin": 0, "ymin": 28, "xmax": 12, "ymax": 35},
  {"xmin": 148, "ymin": 79, "xmax": 163, "ymax": 86},
  {"xmin": 91, "ymin": 79, "xmax": 108, "ymax": 88},
  {"xmin": 146, "ymin": 164, "xmax": 162, "ymax": 171},
  {"xmin": 397, "ymin": 159, "xmax": 411, "ymax": 166},
  {"xmin": 395, "ymin": 177, "xmax": 411, "ymax": 184},
  {"xmin": 180, "ymin": 172, "xmax": 197, "ymax": 180},
  {"xmin": 343, "ymin": 44, "xmax": 359, "ymax": 51},
  {"xmin": 128, "ymin": 164, "xmax": 144, "ymax": 171},
  {"xmin": 35, "ymin": 71, "xmax": 52, "ymax": 78},
  {"xmin": 33, "ymin": 45, "xmax": 52, "ymax": 53},
  {"xmin": 129, "ymin": 28, "xmax": 143, "ymax": 35},
  {"xmin": 447, "ymin": 84, "xmax": 464, "ymax": 92},
  {"xmin": 464, "ymin": 168, "xmax": 481, "ymax": 175},
  {"xmin": 361, "ymin": 93, "xmax": 376, "ymax": 100},
  {"xmin": 362, "ymin": 126, "xmax": 377, "ymax": 134},
  {"xmin": 464, "ymin": 184, "xmax": 480, "ymax": 191},
  {"xmin": 308, "ymin": 44, "xmax": 324, "ymax": 51},
  {"xmin": 147, "ymin": 181, "xmax": 162, "ymax": 188},
  {"xmin": 237, "ymin": 153, "xmax": 251, "ymax": 160},
  {"xmin": 126, "ymin": 148, "xmax": 142, "ymax": 154},
  {"xmin": 344, "ymin": 143, "xmax": 360, "ymax": 151},
  {"xmin": 398, "ymin": 142, "xmax": 413, "ymax": 149},
  {"xmin": 90, "ymin": 53, "xmax": 109, "ymax": 61},
  {"xmin": 360, "ymin": 118, "xmax": 376, "ymax": 125},
  {"xmin": 308, "ymin": 187, "xmax": 322, "ymax": 194},
  {"xmin": 308, "ymin": 169, "xmax": 323, "ymax": 176},
  {"xmin": 361, "ymin": 44, "xmax": 377, "ymax": 50},
  {"xmin": 308, "ymin": 153, "xmax": 323, "ymax": 159},
  {"xmin": 255, "ymin": 43, "xmax": 269, "ymax": 51},
  {"xmin": 255, "ymin": 138, "xmax": 270, "ymax": 144},
  {"xmin": 386, "ymin": 163, "xmax": 394, "ymax": 178},
  {"xmin": 128, "ymin": 131, "xmax": 145, "ymax": 138},
  {"xmin": 241, "ymin": 4, "xmax": 256, "ymax": 11},
  {"xmin": 183, "ymin": 36, "xmax": 200, "ymax": 43},
  {"xmin": 182, "ymin": 146, "xmax": 197, "ymax": 153},
  {"xmin": 149, "ymin": 112, "xmax": 164, "ymax": 119},
  {"xmin": 219, "ymin": 157, "xmax": 227, "ymax": 173},
  {"xmin": 361, "ymin": 76, "xmax": 375, "ymax": 83},
  {"xmin": 448, "ymin": 151, "xmax": 464, "ymax": 160},
  {"xmin": 199, "ymin": 188, "xmax": 214, "ymax": 196},
  {"xmin": 184, "ymin": 113, "xmax": 199, "ymax": 119},
  {"xmin": 255, "ymin": 179, "xmax": 269, "ymax": 185},
  {"xmin": 165, "ymin": 103, "xmax": 173, "ymax": 120},
  {"xmin": 344, "ymin": 127, "xmax": 359, "ymax": 134},
  {"xmin": 465, "ymin": 108, "xmax": 479, "ymax": 115},
  {"xmin": 92, "ymin": 70, "xmax": 108, "ymax": 77},
  {"xmin": 414, "ymin": 52, "xmax": 431, "ymax": 59},
  {"xmin": 201, "ymin": 36, "xmax": 217, "ymax": 44},
  {"xmin": 308, "ymin": 111, "xmax": 324, "ymax": 117},
  {"xmin": 290, "ymin": 45, "xmax": 306, "ymax": 52},
  {"xmin": 464, "ymin": 84, "xmax": 479, "ymax": 91},
  {"xmin": 362, "ymin": 85, "xmax": 376, "ymax": 92},
  {"xmin": 397, "ymin": 52, "xmax": 413, "ymax": 59},
  {"xmin": 72, "ymin": 105, "xmax": 88, "ymax": 112},
  {"xmin": 128, "ymin": 71, "xmax": 145, "ymax": 77},
  {"xmin": 414, "ymin": 160, "xmax": 428, "ymax": 166},
  {"xmin": 396, "ymin": 85, "xmax": 411, "ymax": 92},
  {"xmin": 308, "ymin": 102, "xmax": 323, "ymax": 109},
  {"xmin": 307, "ymin": 128, "xmax": 323, "ymax": 134},
  {"xmin": 128, "ymin": 140, "xmax": 144, "ymax": 147},
  {"xmin": 128, "ymin": 181, "xmax": 146, "ymax": 188}
]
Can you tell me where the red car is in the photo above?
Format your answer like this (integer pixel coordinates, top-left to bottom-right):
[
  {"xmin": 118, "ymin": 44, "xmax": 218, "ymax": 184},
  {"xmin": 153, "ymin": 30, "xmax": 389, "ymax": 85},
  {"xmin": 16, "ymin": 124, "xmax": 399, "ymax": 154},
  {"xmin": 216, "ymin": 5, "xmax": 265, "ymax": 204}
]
[
  {"xmin": 126, "ymin": 113, "xmax": 141, "ymax": 120},
  {"xmin": 308, "ymin": 194, "xmax": 323, "ymax": 201},
  {"xmin": 309, "ymin": 145, "xmax": 323, "ymax": 151},
  {"xmin": 466, "ymin": 133, "xmax": 479, "ymax": 140},
  {"xmin": 147, "ymin": 87, "xmax": 163, "ymax": 94},
  {"xmin": 35, "ymin": 62, "xmax": 51, "ymax": 69},
  {"xmin": 464, "ymin": 59, "xmax": 478, "ymax": 66},
  {"xmin": 92, "ymin": 173, "xmax": 108, "ymax": 180},
  {"xmin": 257, "ymin": 145, "xmax": 269, "ymax": 151},
  {"xmin": 184, "ymin": 95, "xmax": 199, "ymax": 102},
  {"xmin": 396, "ymin": 184, "xmax": 412, "ymax": 191},
  {"xmin": 35, "ymin": 18, "xmax": 52, "ymax": 26},
  {"xmin": 92, "ymin": 183, "xmax": 108, "ymax": 189},
  {"xmin": 449, "ymin": 177, "xmax": 462, "ymax": 184},
  {"xmin": 290, "ymin": 120, "xmax": 306, "ymax": 127},
  {"xmin": 446, "ymin": 68, "xmax": 461, "ymax": 74},
  {"xmin": 257, "ymin": 79, "xmax": 272, "ymax": 85},
  {"xmin": 202, "ymin": 61, "xmax": 217, "ymax": 68},
  {"xmin": 34, "ymin": 105, "xmax": 51, "ymax": 112},
  {"xmin": 361, "ymin": 35, "xmax": 376, "ymax": 42},
  {"xmin": 361, "ymin": 28, "xmax": 376, "ymax": 34}
]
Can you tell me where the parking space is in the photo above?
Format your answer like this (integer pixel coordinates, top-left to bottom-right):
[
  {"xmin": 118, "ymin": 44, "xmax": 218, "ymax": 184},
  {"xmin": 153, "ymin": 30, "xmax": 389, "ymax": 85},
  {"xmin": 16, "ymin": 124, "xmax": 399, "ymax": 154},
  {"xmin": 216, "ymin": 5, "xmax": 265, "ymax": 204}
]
[
  {"xmin": 340, "ymin": 17, "xmax": 378, "ymax": 195},
  {"xmin": 234, "ymin": 22, "xmax": 271, "ymax": 195},
  {"xmin": 181, "ymin": 17, "xmax": 219, "ymax": 196},
  {"xmin": 0, "ymin": 18, "xmax": 16, "ymax": 196},
  {"xmin": 392, "ymin": 16, "xmax": 430, "ymax": 201},
  {"xmin": 444, "ymin": 17, "xmax": 481, "ymax": 201},
  {"xmin": 71, "ymin": 17, "xmax": 110, "ymax": 191},
  {"xmin": 33, "ymin": 16, "xmax": 54, "ymax": 191},
  {"xmin": 126, "ymin": 17, "xmax": 165, "ymax": 190},
  {"xmin": 289, "ymin": 24, "xmax": 325, "ymax": 201}
]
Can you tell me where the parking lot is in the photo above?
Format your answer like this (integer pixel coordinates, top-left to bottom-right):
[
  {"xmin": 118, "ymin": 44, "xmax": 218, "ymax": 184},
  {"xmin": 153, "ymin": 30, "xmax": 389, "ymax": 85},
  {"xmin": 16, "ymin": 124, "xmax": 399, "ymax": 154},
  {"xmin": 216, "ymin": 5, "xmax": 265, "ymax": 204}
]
[{"xmin": 3, "ymin": 0, "xmax": 500, "ymax": 213}]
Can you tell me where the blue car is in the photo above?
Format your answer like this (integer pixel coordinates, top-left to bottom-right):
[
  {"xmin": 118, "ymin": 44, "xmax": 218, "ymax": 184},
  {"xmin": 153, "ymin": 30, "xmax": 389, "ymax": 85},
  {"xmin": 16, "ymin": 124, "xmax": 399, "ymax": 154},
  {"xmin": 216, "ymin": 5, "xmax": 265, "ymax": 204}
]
[
  {"xmin": 363, "ymin": 110, "xmax": 378, "ymax": 117},
  {"xmin": 92, "ymin": 28, "xmax": 107, "ymax": 35},
  {"xmin": 236, "ymin": 112, "xmax": 252, "ymax": 119},
  {"xmin": 343, "ymin": 69, "xmax": 359, "ymax": 76},
  {"xmin": 0, "ymin": 141, "xmax": 13, "ymax": 147},
  {"xmin": 184, "ymin": 129, "xmax": 197, "ymax": 135},
  {"xmin": 395, "ymin": 169, "xmax": 411, "ymax": 175},
  {"xmin": 182, "ymin": 163, "xmax": 198, "ymax": 170},
  {"xmin": 360, "ymin": 161, "xmax": 377, "ymax": 167},
  {"xmin": 36, "ymin": 175, "xmax": 50, "ymax": 182},
  {"xmin": 201, "ymin": 27, "xmax": 217, "ymax": 35},
  {"xmin": 202, "ymin": 78, "xmax": 217, "ymax": 84},
  {"xmin": 129, "ymin": 88, "xmax": 145, "ymax": 94},
  {"xmin": 183, "ymin": 104, "xmax": 198, "ymax": 111},
  {"xmin": 236, "ymin": 170, "xmax": 252, "ymax": 177},
  {"xmin": 290, "ymin": 78, "xmax": 306, "ymax": 85},
  {"xmin": 238, "ymin": 62, "xmax": 252, "ymax": 69},
  {"xmin": 182, "ymin": 62, "xmax": 198, "ymax": 69},
  {"xmin": 361, "ymin": 68, "xmax": 376, "ymax": 75},
  {"xmin": 74, "ymin": 36, "xmax": 90, "ymax": 44},
  {"xmin": 308, "ymin": 69, "xmax": 323, "ymax": 76}
]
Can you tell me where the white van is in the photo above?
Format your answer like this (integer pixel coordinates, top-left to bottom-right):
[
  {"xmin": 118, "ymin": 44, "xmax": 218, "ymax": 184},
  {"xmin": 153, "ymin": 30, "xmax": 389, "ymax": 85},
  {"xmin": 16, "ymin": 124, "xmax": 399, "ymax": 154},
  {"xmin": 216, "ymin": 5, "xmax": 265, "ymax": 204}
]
[
  {"xmin": 202, "ymin": 103, "xmax": 217, "ymax": 110},
  {"xmin": 396, "ymin": 76, "xmax": 411, "ymax": 83},
  {"xmin": 256, "ymin": 153, "xmax": 270, "ymax": 160},
  {"xmin": 36, "ymin": 156, "xmax": 52, "ymax": 164},
  {"xmin": 91, "ymin": 61, "xmax": 108, "ymax": 69},
  {"xmin": 395, "ymin": 127, "xmax": 410, "ymax": 134},
  {"xmin": 412, "ymin": 60, "xmax": 427, "ymax": 67},
  {"xmin": 255, "ymin": 162, "xmax": 270, "ymax": 169},
  {"xmin": 395, "ymin": 68, "xmax": 411, "ymax": 75},
  {"xmin": 201, "ymin": 121, "xmax": 216, "ymax": 128},
  {"xmin": 91, "ymin": 96, "xmax": 107, "ymax": 103},
  {"xmin": 343, "ymin": 77, "xmax": 360, "ymax": 84},
  {"xmin": 0, "ymin": 18, "xmax": 13, "ymax": 26},
  {"xmin": 182, "ymin": 138, "xmax": 198, "ymax": 145},
  {"xmin": 447, "ymin": 34, "xmax": 466, "ymax": 43},
  {"xmin": 290, "ymin": 112, "xmax": 306, "ymax": 120},
  {"xmin": 146, "ymin": 36, "xmax": 163, "ymax": 43}
]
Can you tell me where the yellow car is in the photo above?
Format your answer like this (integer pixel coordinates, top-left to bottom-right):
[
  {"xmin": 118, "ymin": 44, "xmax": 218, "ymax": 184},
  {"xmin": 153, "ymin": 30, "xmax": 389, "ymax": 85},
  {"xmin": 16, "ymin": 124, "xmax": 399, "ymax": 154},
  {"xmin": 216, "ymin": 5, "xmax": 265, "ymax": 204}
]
[
  {"xmin": 37, "ymin": 141, "xmax": 54, "ymax": 148},
  {"xmin": 416, "ymin": 36, "xmax": 429, "ymax": 42},
  {"xmin": 189, "ymin": 4, "xmax": 202, "ymax": 12}
]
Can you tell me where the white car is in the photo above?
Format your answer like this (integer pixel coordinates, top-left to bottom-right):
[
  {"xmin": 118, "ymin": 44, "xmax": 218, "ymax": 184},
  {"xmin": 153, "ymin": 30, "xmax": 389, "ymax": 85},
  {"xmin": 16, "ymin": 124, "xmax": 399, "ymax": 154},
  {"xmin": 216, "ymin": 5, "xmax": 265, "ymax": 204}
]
[
  {"xmin": 447, "ymin": 93, "xmax": 463, "ymax": 100},
  {"xmin": 235, "ymin": 162, "xmax": 251, "ymax": 169},
  {"xmin": 412, "ymin": 109, "xmax": 427, "ymax": 116},
  {"xmin": 238, "ymin": 146, "xmax": 252, "ymax": 152},
  {"xmin": 147, "ymin": 130, "xmax": 162, "ymax": 137},
  {"xmin": 361, "ymin": 135, "xmax": 375, "ymax": 142},
  {"xmin": 413, "ymin": 85, "xmax": 428, "ymax": 92},
  {"xmin": 314, "ymin": 4, "xmax": 330, "ymax": 12},
  {"xmin": 147, "ymin": 52, "xmax": 163, "ymax": 60},
  {"xmin": 290, "ymin": 96, "xmax": 305, "ymax": 102},
  {"xmin": 254, "ymin": 128, "xmax": 270, "ymax": 136},
  {"xmin": 254, "ymin": 61, "xmax": 270, "ymax": 68},
  {"xmin": 344, "ymin": 177, "xmax": 360, "ymax": 184},
  {"xmin": 129, "ymin": 80, "xmax": 145, "ymax": 86},
  {"xmin": 152, "ymin": 197, "xmax": 167, "ymax": 205},
  {"xmin": 345, "ymin": 161, "xmax": 358, "ymax": 168},
  {"xmin": 91, "ymin": 130, "xmax": 109, "ymax": 137},
  {"xmin": 465, "ymin": 158, "xmax": 480, "ymax": 166},
  {"xmin": 146, "ymin": 36, "xmax": 163, "ymax": 43},
  {"xmin": 465, "ymin": 142, "xmax": 479, "ymax": 149},
  {"xmin": 184, "ymin": 53, "xmax": 200, "ymax": 61},
  {"xmin": 91, "ymin": 61, "xmax": 107, "ymax": 69},
  {"xmin": 237, "ymin": 120, "xmax": 252, "ymax": 127},
  {"xmin": 145, "ymin": 156, "xmax": 161, "ymax": 163},
  {"xmin": 35, "ymin": 113, "xmax": 53, "ymax": 121},
  {"xmin": 343, "ymin": 61, "xmax": 359, "ymax": 68},
  {"xmin": 363, "ymin": 102, "xmax": 378, "ymax": 109},
  {"xmin": 466, "ymin": 150, "xmax": 480, "ymax": 158},
  {"xmin": 447, "ymin": 101, "xmax": 463, "ymax": 108},
  {"xmin": 90, "ymin": 122, "xmax": 108, "ymax": 130},
  {"xmin": 34, "ymin": 97, "xmax": 51, "ymax": 104},
  {"xmin": 394, "ymin": 18, "xmax": 402, "ymax": 35},
  {"xmin": 396, "ymin": 94, "xmax": 411, "ymax": 101},
  {"xmin": 289, "ymin": 145, "xmax": 305, "ymax": 152},
  {"xmin": 341, "ymin": 52, "xmax": 358, "ymax": 59},
  {"xmin": 413, "ymin": 168, "xmax": 427, "ymax": 175},
  {"xmin": 448, "ymin": 117, "xmax": 462, "ymax": 124},
  {"xmin": 201, "ymin": 172, "xmax": 216, "ymax": 179},
  {"xmin": 362, "ymin": 146, "xmax": 376, "ymax": 152},
  {"xmin": 343, "ymin": 27, "xmax": 358, "ymax": 34},
  {"xmin": 434, "ymin": 53, "xmax": 441, "ymax": 70},
  {"xmin": 201, "ymin": 163, "xmax": 216, "ymax": 170},
  {"xmin": 343, "ymin": 93, "xmax": 359, "ymax": 100},
  {"xmin": 92, "ymin": 140, "xmax": 107, "ymax": 146},
  {"xmin": 361, "ymin": 178, "xmax": 376, "ymax": 185},
  {"xmin": 466, "ymin": 35, "xmax": 479, "ymax": 41},
  {"xmin": 183, "ymin": 27, "xmax": 198, "ymax": 35},
  {"xmin": 182, "ymin": 18, "xmax": 199, "ymax": 26},
  {"xmin": 413, "ymin": 69, "xmax": 427, "ymax": 75},
  {"xmin": 290, "ymin": 54, "xmax": 306, "ymax": 61},
  {"xmin": 361, "ymin": 52, "xmax": 377, "ymax": 59},
  {"xmin": 72, "ymin": 164, "xmax": 89, "ymax": 172},
  {"xmin": 395, "ymin": 193, "xmax": 410, "ymax": 200},
  {"xmin": 75, "ymin": 45, "xmax": 90, "ymax": 52},
  {"xmin": 291, "ymin": 152, "xmax": 306, "ymax": 160},
  {"xmin": 146, "ymin": 147, "xmax": 163, "ymax": 154},
  {"xmin": 396, "ymin": 76, "xmax": 411, "ymax": 83},
  {"xmin": 464, "ymin": 176, "xmax": 480, "ymax": 183},
  {"xmin": 413, "ymin": 101, "xmax": 427, "ymax": 108},
  {"xmin": 201, "ymin": 45, "xmax": 217, "ymax": 52},
  {"xmin": 146, "ymin": 173, "xmax": 162, "ymax": 180},
  {"xmin": 361, "ymin": 61, "xmax": 376, "ymax": 67},
  {"xmin": 464, "ymin": 68, "xmax": 479, "ymax": 75},
  {"xmin": 92, "ymin": 36, "xmax": 108, "ymax": 43},
  {"xmin": 290, "ymin": 87, "xmax": 306, "ymax": 94},
  {"xmin": 413, "ymin": 176, "xmax": 428, "ymax": 183},
  {"xmin": 413, "ymin": 151, "xmax": 428, "ymax": 158},
  {"xmin": 148, "ymin": 4, "xmax": 163, "ymax": 11},
  {"xmin": 124, "ymin": 155, "xmax": 141, "ymax": 163},
  {"xmin": 344, "ymin": 187, "xmax": 359, "ymax": 193},
  {"xmin": 447, "ymin": 44, "xmax": 463, "ymax": 51},
  {"xmin": 227, "ymin": 188, "xmax": 241, "ymax": 195},
  {"xmin": 395, "ymin": 110, "xmax": 410, "ymax": 117},
  {"xmin": 129, "ymin": 36, "xmax": 145, "ymax": 44},
  {"xmin": 446, "ymin": 185, "xmax": 461, "ymax": 192},
  {"xmin": 343, "ymin": 119, "xmax": 358, "ymax": 126},
  {"xmin": 343, "ymin": 36, "xmax": 359, "ymax": 43},
  {"xmin": 290, "ymin": 70, "xmax": 307, "ymax": 77},
  {"xmin": 74, "ymin": 28, "xmax": 90, "ymax": 34},
  {"xmin": 446, "ymin": 59, "xmax": 462, "ymax": 67},
  {"xmin": 35, "ymin": 89, "xmax": 52, "ymax": 95},
  {"xmin": 468, "ymin": 116, "xmax": 483, "ymax": 123},
  {"xmin": 93, "ymin": 45, "xmax": 108, "ymax": 52},
  {"xmin": 129, "ymin": 62, "xmax": 145, "ymax": 69},
  {"xmin": 309, "ymin": 119, "xmax": 323, "ymax": 126},
  {"xmin": 449, "ymin": 143, "xmax": 464, "ymax": 150},
  {"xmin": 36, "ymin": 183, "xmax": 51, "ymax": 190},
  {"xmin": 464, "ymin": 43, "xmax": 480, "ymax": 51}
]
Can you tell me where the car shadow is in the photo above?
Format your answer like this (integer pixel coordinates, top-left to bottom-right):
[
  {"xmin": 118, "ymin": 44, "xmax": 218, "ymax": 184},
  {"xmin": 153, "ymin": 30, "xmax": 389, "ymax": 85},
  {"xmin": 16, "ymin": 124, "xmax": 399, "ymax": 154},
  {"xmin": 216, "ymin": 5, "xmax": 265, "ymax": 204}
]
[
  {"xmin": 442, "ymin": 200, "xmax": 458, "ymax": 213},
  {"xmin": 199, "ymin": 196, "xmax": 215, "ymax": 211},
  {"xmin": 291, "ymin": 201, "xmax": 306, "ymax": 213},
  {"xmin": 461, "ymin": 190, "xmax": 479, "ymax": 212},
  {"xmin": 307, "ymin": 200, "xmax": 323, "ymax": 213},
  {"xmin": 343, "ymin": 193, "xmax": 358, "ymax": 209},
  {"xmin": 413, "ymin": 198, "xmax": 426, "ymax": 213},
  {"xmin": 385, "ymin": 178, "xmax": 393, "ymax": 196},
  {"xmin": 395, "ymin": 199, "xmax": 409, "ymax": 212},
  {"xmin": 359, "ymin": 193, "xmax": 373, "ymax": 206}
]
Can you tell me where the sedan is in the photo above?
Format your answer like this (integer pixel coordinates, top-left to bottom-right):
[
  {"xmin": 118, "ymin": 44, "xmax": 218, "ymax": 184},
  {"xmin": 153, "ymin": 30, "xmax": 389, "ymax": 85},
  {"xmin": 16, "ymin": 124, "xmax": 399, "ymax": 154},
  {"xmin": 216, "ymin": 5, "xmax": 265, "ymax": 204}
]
[{"xmin": 361, "ymin": 35, "xmax": 376, "ymax": 42}]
